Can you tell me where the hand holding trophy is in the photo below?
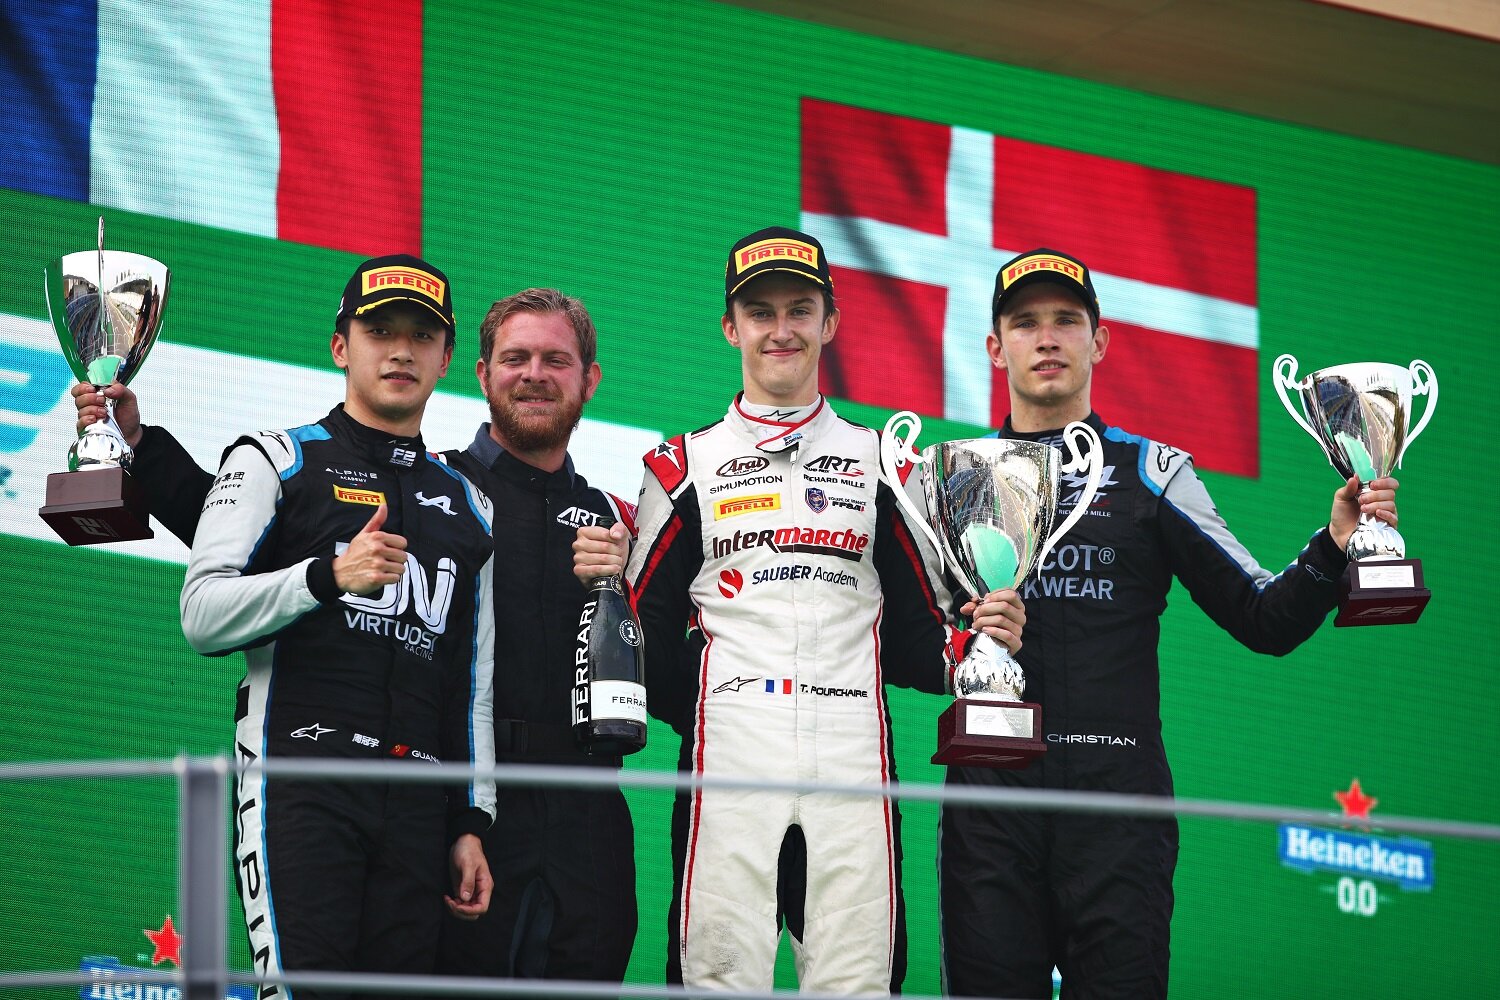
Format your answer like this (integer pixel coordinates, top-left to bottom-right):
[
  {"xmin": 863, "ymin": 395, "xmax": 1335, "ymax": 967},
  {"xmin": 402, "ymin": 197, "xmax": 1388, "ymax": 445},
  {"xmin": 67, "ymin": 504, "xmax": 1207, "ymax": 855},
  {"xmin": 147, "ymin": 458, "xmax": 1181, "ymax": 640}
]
[
  {"xmin": 1273, "ymin": 355, "xmax": 1436, "ymax": 625},
  {"xmin": 38, "ymin": 217, "xmax": 170, "ymax": 544},
  {"xmin": 881, "ymin": 411, "xmax": 1103, "ymax": 767}
]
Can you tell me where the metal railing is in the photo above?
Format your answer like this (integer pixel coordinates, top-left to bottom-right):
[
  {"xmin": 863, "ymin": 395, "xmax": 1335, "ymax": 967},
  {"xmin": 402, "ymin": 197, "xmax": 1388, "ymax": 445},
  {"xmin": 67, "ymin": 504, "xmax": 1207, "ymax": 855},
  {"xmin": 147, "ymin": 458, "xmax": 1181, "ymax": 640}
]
[{"xmin": 3, "ymin": 755, "xmax": 1496, "ymax": 999}]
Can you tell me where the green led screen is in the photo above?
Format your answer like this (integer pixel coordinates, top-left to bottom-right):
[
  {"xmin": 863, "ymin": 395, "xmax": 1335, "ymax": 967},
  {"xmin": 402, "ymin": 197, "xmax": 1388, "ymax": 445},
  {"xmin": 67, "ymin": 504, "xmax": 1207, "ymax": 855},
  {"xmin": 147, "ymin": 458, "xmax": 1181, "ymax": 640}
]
[{"xmin": 1, "ymin": 0, "xmax": 1495, "ymax": 994}]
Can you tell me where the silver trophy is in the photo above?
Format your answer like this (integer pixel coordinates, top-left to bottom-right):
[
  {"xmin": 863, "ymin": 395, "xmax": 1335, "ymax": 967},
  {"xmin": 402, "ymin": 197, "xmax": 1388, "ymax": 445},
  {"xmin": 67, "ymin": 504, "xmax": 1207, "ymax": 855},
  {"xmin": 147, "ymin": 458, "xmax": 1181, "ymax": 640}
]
[
  {"xmin": 38, "ymin": 217, "xmax": 170, "ymax": 544},
  {"xmin": 1273, "ymin": 355, "xmax": 1436, "ymax": 624},
  {"xmin": 881, "ymin": 410, "xmax": 1103, "ymax": 765}
]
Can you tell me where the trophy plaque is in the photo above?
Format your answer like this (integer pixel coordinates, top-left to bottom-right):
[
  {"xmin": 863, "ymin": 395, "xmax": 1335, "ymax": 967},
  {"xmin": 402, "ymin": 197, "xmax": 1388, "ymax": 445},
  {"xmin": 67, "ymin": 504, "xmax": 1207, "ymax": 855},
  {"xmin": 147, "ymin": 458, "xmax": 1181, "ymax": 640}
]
[
  {"xmin": 38, "ymin": 218, "xmax": 170, "ymax": 545},
  {"xmin": 882, "ymin": 411, "xmax": 1103, "ymax": 767},
  {"xmin": 1273, "ymin": 355, "xmax": 1436, "ymax": 626}
]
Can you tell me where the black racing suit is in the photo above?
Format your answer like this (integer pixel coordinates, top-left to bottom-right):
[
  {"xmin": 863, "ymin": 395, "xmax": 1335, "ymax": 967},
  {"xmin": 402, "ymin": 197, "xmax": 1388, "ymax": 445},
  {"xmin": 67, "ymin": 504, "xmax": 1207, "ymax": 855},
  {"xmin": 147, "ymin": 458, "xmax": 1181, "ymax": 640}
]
[
  {"xmin": 178, "ymin": 405, "xmax": 496, "ymax": 997},
  {"xmin": 938, "ymin": 413, "xmax": 1349, "ymax": 999},
  {"xmin": 437, "ymin": 425, "xmax": 640, "ymax": 981},
  {"xmin": 137, "ymin": 419, "xmax": 639, "ymax": 982}
]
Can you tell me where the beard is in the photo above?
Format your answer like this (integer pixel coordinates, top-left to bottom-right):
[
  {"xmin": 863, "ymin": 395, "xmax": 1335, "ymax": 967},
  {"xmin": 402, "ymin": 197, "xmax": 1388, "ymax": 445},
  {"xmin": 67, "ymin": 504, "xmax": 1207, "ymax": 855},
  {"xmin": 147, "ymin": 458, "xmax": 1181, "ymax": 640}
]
[{"xmin": 487, "ymin": 388, "xmax": 585, "ymax": 454}]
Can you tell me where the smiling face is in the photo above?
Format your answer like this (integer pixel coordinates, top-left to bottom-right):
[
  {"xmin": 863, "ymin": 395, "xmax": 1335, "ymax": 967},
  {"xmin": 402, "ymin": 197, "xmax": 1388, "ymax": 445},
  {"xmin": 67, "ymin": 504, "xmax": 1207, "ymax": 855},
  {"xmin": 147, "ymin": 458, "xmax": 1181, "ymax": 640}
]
[
  {"xmin": 722, "ymin": 272, "xmax": 839, "ymax": 407},
  {"xmin": 988, "ymin": 282, "xmax": 1109, "ymax": 431},
  {"xmin": 332, "ymin": 302, "xmax": 452, "ymax": 436},
  {"xmin": 478, "ymin": 309, "xmax": 600, "ymax": 467}
]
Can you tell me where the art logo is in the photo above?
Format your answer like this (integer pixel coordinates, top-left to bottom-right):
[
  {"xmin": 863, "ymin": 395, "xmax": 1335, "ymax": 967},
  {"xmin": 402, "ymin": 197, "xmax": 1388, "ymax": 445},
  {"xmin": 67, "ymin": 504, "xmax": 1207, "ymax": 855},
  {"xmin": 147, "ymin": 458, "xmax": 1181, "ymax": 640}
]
[
  {"xmin": 801, "ymin": 98, "xmax": 1259, "ymax": 476},
  {"xmin": 1277, "ymin": 778, "xmax": 1434, "ymax": 918}
]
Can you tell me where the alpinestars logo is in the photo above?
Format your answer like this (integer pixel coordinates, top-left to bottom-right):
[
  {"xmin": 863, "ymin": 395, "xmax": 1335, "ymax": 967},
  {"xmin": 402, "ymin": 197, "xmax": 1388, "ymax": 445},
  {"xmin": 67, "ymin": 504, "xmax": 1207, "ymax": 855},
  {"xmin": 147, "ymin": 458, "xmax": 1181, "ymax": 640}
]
[
  {"xmin": 291, "ymin": 723, "xmax": 334, "ymax": 740},
  {"xmin": 336, "ymin": 543, "xmax": 457, "ymax": 658}
]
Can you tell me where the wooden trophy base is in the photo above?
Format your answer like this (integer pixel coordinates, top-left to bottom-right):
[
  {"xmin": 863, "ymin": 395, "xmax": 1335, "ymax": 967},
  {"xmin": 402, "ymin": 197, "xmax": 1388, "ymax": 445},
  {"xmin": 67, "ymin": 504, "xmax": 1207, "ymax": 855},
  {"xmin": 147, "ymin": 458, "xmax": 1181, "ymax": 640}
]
[
  {"xmin": 39, "ymin": 467, "xmax": 154, "ymax": 546},
  {"xmin": 1334, "ymin": 558, "xmax": 1430, "ymax": 626},
  {"xmin": 933, "ymin": 698, "xmax": 1047, "ymax": 768}
]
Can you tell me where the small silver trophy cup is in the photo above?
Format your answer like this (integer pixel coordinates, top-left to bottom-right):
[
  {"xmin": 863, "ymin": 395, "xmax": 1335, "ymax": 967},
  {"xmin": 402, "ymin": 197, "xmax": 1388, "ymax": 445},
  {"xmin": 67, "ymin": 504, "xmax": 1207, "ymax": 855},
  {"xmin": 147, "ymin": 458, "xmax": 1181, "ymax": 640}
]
[
  {"xmin": 1273, "ymin": 355, "xmax": 1436, "ymax": 625},
  {"xmin": 38, "ymin": 217, "xmax": 170, "ymax": 545},
  {"xmin": 881, "ymin": 410, "xmax": 1103, "ymax": 766}
]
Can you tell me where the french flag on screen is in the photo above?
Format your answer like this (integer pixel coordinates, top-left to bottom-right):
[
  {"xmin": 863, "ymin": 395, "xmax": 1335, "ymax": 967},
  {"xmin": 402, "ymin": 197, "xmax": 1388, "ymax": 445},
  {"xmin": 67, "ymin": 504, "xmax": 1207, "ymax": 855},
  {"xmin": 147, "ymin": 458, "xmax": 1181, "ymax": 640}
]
[
  {"xmin": 1, "ymin": 0, "xmax": 423, "ymax": 255},
  {"xmin": 801, "ymin": 99, "xmax": 1261, "ymax": 477}
]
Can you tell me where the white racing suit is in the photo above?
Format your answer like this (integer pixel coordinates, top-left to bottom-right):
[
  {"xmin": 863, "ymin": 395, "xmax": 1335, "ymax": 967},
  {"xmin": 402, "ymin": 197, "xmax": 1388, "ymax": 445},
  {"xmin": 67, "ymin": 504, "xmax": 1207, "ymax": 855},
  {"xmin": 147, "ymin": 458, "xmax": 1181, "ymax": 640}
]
[{"xmin": 628, "ymin": 395, "xmax": 968, "ymax": 993}]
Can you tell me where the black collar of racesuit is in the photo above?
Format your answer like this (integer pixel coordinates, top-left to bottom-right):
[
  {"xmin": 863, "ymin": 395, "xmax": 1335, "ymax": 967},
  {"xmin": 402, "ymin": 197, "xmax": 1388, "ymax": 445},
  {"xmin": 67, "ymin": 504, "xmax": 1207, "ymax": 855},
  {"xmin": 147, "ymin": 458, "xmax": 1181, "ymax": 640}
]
[
  {"xmin": 465, "ymin": 422, "xmax": 578, "ymax": 494},
  {"xmin": 325, "ymin": 404, "xmax": 427, "ymax": 471},
  {"xmin": 998, "ymin": 410, "xmax": 1106, "ymax": 448}
]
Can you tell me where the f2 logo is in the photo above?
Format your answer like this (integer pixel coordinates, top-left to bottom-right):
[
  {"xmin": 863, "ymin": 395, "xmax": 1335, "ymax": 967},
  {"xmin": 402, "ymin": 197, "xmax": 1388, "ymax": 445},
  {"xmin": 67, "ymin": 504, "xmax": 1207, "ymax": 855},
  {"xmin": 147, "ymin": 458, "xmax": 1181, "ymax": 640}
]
[
  {"xmin": 73, "ymin": 516, "xmax": 120, "ymax": 539},
  {"xmin": 1355, "ymin": 605, "xmax": 1421, "ymax": 619}
]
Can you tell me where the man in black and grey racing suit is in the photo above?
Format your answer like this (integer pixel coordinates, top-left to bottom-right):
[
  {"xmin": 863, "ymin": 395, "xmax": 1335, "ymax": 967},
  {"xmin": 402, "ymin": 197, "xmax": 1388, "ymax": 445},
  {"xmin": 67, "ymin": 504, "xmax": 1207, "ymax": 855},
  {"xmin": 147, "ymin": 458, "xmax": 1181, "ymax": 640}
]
[
  {"xmin": 181, "ymin": 404, "xmax": 497, "ymax": 993},
  {"xmin": 176, "ymin": 254, "xmax": 497, "ymax": 996},
  {"xmin": 938, "ymin": 248, "xmax": 1403, "ymax": 999}
]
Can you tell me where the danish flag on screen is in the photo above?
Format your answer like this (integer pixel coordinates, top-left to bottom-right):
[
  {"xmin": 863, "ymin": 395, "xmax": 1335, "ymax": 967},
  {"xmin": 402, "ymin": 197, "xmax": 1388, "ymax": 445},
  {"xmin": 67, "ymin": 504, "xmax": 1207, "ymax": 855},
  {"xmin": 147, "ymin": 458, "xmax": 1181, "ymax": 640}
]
[{"xmin": 800, "ymin": 98, "xmax": 1260, "ymax": 477}]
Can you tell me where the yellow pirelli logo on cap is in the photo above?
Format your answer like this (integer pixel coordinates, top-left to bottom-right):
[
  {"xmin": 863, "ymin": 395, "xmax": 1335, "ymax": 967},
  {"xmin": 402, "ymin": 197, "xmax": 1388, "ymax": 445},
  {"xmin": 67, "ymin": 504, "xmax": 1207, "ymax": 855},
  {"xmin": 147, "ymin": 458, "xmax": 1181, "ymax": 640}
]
[
  {"xmin": 334, "ymin": 486, "xmax": 386, "ymax": 506},
  {"xmin": 735, "ymin": 238, "xmax": 819, "ymax": 274},
  {"xmin": 361, "ymin": 266, "xmax": 446, "ymax": 305},
  {"xmin": 713, "ymin": 494, "xmax": 782, "ymax": 520},
  {"xmin": 1003, "ymin": 254, "xmax": 1084, "ymax": 289}
]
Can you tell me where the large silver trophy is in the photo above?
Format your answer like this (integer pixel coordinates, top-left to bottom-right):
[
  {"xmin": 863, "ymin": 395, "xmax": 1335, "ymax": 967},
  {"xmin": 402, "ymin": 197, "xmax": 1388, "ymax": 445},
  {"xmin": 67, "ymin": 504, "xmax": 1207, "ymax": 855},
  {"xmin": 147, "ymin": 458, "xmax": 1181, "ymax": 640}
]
[
  {"xmin": 1273, "ymin": 355, "xmax": 1436, "ymax": 625},
  {"xmin": 38, "ymin": 217, "xmax": 170, "ymax": 545},
  {"xmin": 881, "ymin": 410, "xmax": 1103, "ymax": 766}
]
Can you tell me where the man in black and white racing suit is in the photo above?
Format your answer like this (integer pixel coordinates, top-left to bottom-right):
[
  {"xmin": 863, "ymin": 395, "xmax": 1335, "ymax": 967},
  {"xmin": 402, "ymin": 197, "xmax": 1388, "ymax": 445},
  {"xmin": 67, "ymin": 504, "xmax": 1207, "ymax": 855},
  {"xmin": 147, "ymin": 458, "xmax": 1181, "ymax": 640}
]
[
  {"xmin": 179, "ymin": 254, "xmax": 497, "ymax": 995},
  {"xmin": 609, "ymin": 227, "xmax": 1026, "ymax": 994},
  {"xmin": 938, "ymin": 248, "xmax": 1402, "ymax": 999}
]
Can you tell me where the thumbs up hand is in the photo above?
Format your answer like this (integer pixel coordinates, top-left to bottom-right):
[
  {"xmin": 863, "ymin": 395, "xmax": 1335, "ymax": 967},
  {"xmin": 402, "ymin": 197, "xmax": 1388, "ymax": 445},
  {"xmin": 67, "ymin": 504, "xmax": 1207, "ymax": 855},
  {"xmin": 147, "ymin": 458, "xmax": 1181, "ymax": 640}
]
[{"xmin": 333, "ymin": 504, "xmax": 409, "ymax": 595}]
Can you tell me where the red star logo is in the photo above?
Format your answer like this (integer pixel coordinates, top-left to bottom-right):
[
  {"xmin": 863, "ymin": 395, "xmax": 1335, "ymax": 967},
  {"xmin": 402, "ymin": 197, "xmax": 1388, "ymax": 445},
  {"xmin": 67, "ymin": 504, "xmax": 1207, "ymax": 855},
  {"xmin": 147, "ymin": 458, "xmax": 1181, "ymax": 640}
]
[
  {"xmin": 1334, "ymin": 778, "xmax": 1378, "ymax": 820},
  {"xmin": 143, "ymin": 914, "xmax": 182, "ymax": 967}
]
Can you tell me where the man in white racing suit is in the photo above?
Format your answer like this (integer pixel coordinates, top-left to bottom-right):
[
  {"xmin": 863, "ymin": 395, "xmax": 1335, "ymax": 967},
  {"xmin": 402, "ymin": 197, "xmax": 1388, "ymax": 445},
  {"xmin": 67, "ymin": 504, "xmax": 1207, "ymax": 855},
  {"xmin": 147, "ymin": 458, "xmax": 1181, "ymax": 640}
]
[{"xmin": 587, "ymin": 226, "xmax": 1025, "ymax": 993}]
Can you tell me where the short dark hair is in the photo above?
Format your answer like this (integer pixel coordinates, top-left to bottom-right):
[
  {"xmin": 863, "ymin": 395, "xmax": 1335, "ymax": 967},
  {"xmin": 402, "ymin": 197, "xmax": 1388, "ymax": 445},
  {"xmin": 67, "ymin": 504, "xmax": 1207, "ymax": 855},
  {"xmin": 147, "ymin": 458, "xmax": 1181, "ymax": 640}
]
[{"xmin": 478, "ymin": 288, "xmax": 598, "ymax": 368}]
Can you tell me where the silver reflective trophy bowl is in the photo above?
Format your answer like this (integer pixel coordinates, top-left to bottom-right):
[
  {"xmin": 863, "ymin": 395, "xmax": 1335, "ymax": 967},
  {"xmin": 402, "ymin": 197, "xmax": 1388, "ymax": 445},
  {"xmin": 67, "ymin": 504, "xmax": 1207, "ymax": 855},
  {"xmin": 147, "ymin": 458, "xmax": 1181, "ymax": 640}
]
[
  {"xmin": 44, "ymin": 219, "xmax": 171, "ymax": 471},
  {"xmin": 1273, "ymin": 355, "xmax": 1436, "ymax": 561},
  {"xmin": 882, "ymin": 412, "xmax": 1102, "ymax": 703}
]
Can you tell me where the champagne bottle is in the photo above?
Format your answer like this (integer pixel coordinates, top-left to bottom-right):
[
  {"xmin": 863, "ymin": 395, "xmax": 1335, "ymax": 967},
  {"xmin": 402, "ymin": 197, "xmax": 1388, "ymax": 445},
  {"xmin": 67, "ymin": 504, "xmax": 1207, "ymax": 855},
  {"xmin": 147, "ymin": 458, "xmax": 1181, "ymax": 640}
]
[{"xmin": 571, "ymin": 570, "xmax": 647, "ymax": 756}]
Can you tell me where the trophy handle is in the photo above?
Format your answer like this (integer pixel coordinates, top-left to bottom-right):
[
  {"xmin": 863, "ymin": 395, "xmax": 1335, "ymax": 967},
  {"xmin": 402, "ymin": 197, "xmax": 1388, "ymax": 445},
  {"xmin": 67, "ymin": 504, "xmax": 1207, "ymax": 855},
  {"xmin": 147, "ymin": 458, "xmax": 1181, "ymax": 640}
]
[
  {"xmin": 1272, "ymin": 353, "xmax": 1325, "ymax": 461},
  {"xmin": 1400, "ymin": 359, "xmax": 1437, "ymax": 467},
  {"xmin": 880, "ymin": 410, "xmax": 947, "ymax": 572},
  {"xmin": 1038, "ymin": 421, "xmax": 1103, "ymax": 568}
]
